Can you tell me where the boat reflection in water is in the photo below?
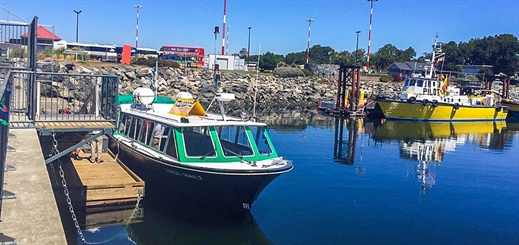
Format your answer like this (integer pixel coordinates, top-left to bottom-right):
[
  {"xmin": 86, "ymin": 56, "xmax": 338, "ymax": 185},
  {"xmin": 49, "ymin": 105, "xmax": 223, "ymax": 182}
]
[
  {"xmin": 125, "ymin": 206, "xmax": 272, "ymax": 245},
  {"xmin": 373, "ymin": 120, "xmax": 506, "ymax": 195}
]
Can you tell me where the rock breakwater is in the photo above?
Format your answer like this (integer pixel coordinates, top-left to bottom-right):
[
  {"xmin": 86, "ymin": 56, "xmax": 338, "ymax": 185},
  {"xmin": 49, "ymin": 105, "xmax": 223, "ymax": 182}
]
[{"xmin": 45, "ymin": 62, "xmax": 519, "ymax": 114}]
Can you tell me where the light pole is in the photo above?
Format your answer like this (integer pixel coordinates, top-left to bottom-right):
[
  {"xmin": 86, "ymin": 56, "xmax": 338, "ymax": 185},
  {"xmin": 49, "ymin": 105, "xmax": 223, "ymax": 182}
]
[
  {"xmin": 226, "ymin": 25, "xmax": 230, "ymax": 55},
  {"xmin": 366, "ymin": 0, "xmax": 378, "ymax": 72},
  {"xmin": 355, "ymin": 30, "xmax": 361, "ymax": 65},
  {"xmin": 74, "ymin": 10, "xmax": 81, "ymax": 42},
  {"xmin": 247, "ymin": 27, "xmax": 251, "ymax": 68},
  {"xmin": 214, "ymin": 26, "xmax": 220, "ymax": 68},
  {"xmin": 306, "ymin": 18, "xmax": 314, "ymax": 64},
  {"xmin": 134, "ymin": 4, "xmax": 142, "ymax": 48}
]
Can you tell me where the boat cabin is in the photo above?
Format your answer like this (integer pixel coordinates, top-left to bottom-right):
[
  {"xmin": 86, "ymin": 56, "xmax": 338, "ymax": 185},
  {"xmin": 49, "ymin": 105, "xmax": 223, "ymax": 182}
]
[
  {"xmin": 115, "ymin": 106, "xmax": 279, "ymax": 164},
  {"xmin": 399, "ymin": 77, "xmax": 473, "ymax": 106}
]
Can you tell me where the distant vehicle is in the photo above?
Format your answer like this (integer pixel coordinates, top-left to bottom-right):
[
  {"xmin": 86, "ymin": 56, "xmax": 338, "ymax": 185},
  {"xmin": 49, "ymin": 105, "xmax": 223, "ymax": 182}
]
[
  {"xmin": 160, "ymin": 45, "xmax": 205, "ymax": 67},
  {"xmin": 114, "ymin": 46, "xmax": 159, "ymax": 62},
  {"xmin": 54, "ymin": 41, "xmax": 117, "ymax": 62}
]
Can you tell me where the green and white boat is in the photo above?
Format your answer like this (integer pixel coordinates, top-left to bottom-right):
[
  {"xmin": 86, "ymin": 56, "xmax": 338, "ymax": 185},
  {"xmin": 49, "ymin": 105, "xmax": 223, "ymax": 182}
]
[{"xmin": 109, "ymin": 87, "xmax": 293, "ymax": 219}]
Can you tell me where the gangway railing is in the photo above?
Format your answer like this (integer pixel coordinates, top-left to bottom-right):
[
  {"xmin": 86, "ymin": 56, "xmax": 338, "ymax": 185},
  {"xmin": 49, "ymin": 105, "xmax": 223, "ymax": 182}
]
[{"xmin": 0, "ymin": 68, "xmax": 12, "ymax": 223}]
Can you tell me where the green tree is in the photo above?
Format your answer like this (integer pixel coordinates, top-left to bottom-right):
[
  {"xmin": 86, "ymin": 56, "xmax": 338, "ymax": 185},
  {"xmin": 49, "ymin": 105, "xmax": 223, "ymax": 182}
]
[
  {"xmin": 334, "ymin": 50, "xmax": 354, "ymax": 66},
  {"xmin": 308, "ymin": 45, "xmax": 335, "ymax": 64},
  {"xmin": 259, "ymin": 52, "xmax": 284, "ymax": 70},
  {"xmin": 440, "ymin": 41, "xmax": 465, "ymax": 72},
  {"xmin": 399, "ymin": 47, "xmax": 416, "ymax": 62},
  {"xmin": 370, "ymin": 44, "xmax": 399, "ymax": 72},
  {"xmin": 285, "ymin": 51, "xmax": 306, "ymax": 65}
]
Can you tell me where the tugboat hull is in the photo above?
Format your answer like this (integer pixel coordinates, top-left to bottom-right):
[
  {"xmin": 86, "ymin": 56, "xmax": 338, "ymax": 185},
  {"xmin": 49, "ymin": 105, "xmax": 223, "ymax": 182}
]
[{"xmin": 377, "ymin": 100, "xmax": 508, "ymax": 121}]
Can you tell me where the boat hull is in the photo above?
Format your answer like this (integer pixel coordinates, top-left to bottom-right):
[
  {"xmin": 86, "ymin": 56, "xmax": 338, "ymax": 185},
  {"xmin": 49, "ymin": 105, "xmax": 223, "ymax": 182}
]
[
  {"xmin": 377, "ymin": 100, "xmax": 508, "ymax": 121},
  {"xmin": 501, "ymin": 101, "xmax": 519, "ymax": 120},
  {"xmin": 109, "ymin": 136, "xmax": 292, "ymax": 220}
]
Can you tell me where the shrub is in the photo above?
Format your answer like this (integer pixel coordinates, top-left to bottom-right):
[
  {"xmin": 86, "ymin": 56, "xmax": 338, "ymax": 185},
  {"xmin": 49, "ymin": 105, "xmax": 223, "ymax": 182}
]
[
  {"xmin": 391, "ymin": 74, "xmax": 403, "ymax": 82},
  {"xmin": 302, "ymin": 69, "xmax": 311, "ymax": 77},
  {"xmin": 131, "ymin": 57, "xmax": 180, "ymax": 68},
  {"xmin": 9, "ymin": 47, "xmax": 26, "ymax": 58},
  {"xmin": 379, "ymin": 74, "xmax": 393, "ymax": 83},
  {"xmin": 273, "ymin": 67, "xmax": 305, "ymax": 78},
  {"xmin": 276, "ymin": 61, "xmax": 287, "ymax": 67}
]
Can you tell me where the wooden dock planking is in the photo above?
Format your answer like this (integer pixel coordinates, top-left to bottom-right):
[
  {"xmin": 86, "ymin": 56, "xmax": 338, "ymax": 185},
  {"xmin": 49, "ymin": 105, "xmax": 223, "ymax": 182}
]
[
  {"xmin": 36, "ymin": 121, "xmax": 115, "ymax": 130},
  {"xmin": 71, "ymin": 150, "xmax": 144, "ymax": 206}
]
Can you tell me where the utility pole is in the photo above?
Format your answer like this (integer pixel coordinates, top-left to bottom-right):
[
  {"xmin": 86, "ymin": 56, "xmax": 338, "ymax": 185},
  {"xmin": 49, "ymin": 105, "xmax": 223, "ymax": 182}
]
[
  {"xmin": 355, "ymin": 30, "xmax": 361, "ymax": 65},
  {"xmin": 226, "ymin": 26, "xmax": 230, "ymax": 55},
  {"xmin": 247, "ymin": 27, "xmax": 251, "ymax": 69}
]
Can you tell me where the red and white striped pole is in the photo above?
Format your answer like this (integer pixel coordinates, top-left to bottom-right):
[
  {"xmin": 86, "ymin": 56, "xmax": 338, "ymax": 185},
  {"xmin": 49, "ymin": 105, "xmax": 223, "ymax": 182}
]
[
  {"xmin": 306, "ymin": 18, "xmax": 314, "ymax": 64},
  {"xmin": 134, "ymin": 4, "xmax": 142, "ymax": 48},
  {"xmin": 221, "ymin": 0, "xmax": 227, "ymax": 55},
  {"xmin": 366, "ymin": 0, "xmax": 377, "ymax": 72}
]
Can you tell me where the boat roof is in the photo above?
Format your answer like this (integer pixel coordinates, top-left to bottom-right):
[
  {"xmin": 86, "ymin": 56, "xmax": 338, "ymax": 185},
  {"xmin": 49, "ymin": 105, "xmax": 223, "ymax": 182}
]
[{"xmin": 120, "ymin": 103, "xmax": 267, "ymax": 127}]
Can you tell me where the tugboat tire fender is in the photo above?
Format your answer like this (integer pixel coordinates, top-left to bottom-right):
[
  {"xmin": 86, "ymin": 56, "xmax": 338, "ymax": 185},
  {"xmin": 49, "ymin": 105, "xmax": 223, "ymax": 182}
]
[
  {"xmin": 422, "ymin": 99, "xmax": 430, "ymax": 106},
  {"xmin": 453, "ymin": 103, "xmax": 460, "ymax": 110},
  {"xmin": 432, "ymin": 100, "xmax": 439, "ymax": 107},
  {"xmin": 408, "ymin": 97, "xmax": 416, "ymax": 103}
]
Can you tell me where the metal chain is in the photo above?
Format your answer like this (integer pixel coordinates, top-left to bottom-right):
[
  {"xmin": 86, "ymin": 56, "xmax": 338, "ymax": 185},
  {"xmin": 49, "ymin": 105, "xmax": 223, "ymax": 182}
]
[
  {"xmin": 51, "ymin": 132, "xmax": 88, "ymax": 244},
  {"xmin": 49, "ymin": 131, "xmax": 59, "ymax": 157},
  {"xmin": 126, "ymin": 189, "xmax": 143, "ymax": 226},
  {"xmin": 124, "ymin": 189, "xmax": 143, "ymax": 245}
]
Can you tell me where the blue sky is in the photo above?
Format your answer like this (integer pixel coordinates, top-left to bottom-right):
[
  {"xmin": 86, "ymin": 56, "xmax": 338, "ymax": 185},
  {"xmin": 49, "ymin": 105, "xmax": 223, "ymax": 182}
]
[{"xmin": 1, "ymin": 0, "xmax": 518, "ymax": 57}]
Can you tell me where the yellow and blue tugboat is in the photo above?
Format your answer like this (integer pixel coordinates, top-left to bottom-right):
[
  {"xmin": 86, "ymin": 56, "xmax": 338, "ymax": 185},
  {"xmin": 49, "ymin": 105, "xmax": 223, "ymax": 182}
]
[{"xmin": 377, "ymin": 36, "xmax": 508, "ymax": 121}]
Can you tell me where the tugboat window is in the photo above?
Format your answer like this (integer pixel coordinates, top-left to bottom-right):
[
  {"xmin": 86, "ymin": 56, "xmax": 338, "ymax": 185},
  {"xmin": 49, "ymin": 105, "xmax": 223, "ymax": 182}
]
[
  {"xmin": 250, "ymin": 126, "xmax": 273, "ymax": 155},
  {"xmin": 183, "ymin": 126, "xmax": 216, "ymax": 158},
  {"xmin": 215, "ymin": 126, "xmax": 254, "ymax": 157}
]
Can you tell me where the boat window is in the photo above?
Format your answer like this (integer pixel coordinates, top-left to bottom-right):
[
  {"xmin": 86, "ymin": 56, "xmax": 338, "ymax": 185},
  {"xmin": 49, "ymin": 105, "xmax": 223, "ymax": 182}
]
[
  {"xmin": 427, "ymin": 80, "xmax": 431, "ymax": 88},
  {"xmin": 128, "ymin": 116, "xmax": 141, "ymax": 140},
  {"xmin": 215, "ymin": 126, "xmax": 254, "ymax": 157},
  {"xmin": 150, "ymin": 122, "xmax": 169, "ymax": 151},
  {"xmin": 163, "ymin": 127, "xmax": 178, "ymax": 159},
  {"xmin": 250, "ymin": 126, "xmax": 273, "ymax": 155},
  {"xmin": 139, "ymin": 120, "xmax": 153, "ymax": 145},
  {"xmin": 403, "ymin": 80, "xmax": 410, "ymax": 88},
  {"xmin": 119, "ymin": 114, "xmax": 132, "ymax": 135},
  {"xmin": 409, "ymin": 80, "xmax": 416, "ymax": 86},
  {"xmin": 416, "ymin": 80, "xmax": 424, "ymax": 87},
  {"xmin": 182, "ymin": 126, "xmax": 216, "ymax": 158}
]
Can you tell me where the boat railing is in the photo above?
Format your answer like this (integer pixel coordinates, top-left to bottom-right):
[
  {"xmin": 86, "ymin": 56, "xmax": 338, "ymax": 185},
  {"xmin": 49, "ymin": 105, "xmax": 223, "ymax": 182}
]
[{"xmin": 127, "ymin": 107, "xmax": 180, "ymax": 123}]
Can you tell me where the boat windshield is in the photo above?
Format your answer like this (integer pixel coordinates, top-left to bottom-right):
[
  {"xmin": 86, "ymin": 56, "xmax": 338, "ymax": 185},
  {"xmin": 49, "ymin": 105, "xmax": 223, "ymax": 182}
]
[
  {"xmin": 249, "ymin": 126, "xmax": 273, "ymax": 155},
  {"xmin": 215, "ymin": 126, "xmax": 254, "ymax": 157},
  {"xmin": 182, "ymin": 126, "xmax": 216, "ymax": 158}
]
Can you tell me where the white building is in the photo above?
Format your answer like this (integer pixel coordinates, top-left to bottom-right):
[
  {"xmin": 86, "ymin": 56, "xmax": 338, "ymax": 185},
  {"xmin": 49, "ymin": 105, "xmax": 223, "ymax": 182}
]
[{"xmin": 205, "ymin": 54, "xmax": 246, "ymax": 71}]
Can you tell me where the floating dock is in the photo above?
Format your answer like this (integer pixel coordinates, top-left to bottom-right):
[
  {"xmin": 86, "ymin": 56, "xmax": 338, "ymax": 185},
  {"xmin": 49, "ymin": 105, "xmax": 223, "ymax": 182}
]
[{"xmin": 68, "ymin": 150, "xmax": 144, "ymax": 207}]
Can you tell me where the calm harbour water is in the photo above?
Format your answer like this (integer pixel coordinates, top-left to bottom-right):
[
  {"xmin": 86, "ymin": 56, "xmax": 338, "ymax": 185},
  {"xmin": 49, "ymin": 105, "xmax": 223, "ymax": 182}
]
[{"xmin": 72, "ymin": 113, "xmax": 519, "ymax": 245}]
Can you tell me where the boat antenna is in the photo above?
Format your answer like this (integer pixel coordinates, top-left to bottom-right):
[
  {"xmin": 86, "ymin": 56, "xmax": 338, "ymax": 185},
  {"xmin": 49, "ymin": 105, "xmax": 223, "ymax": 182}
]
[{"xmin": 252, "ymin": 45, "xmax": 261, "ymax": 118}]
